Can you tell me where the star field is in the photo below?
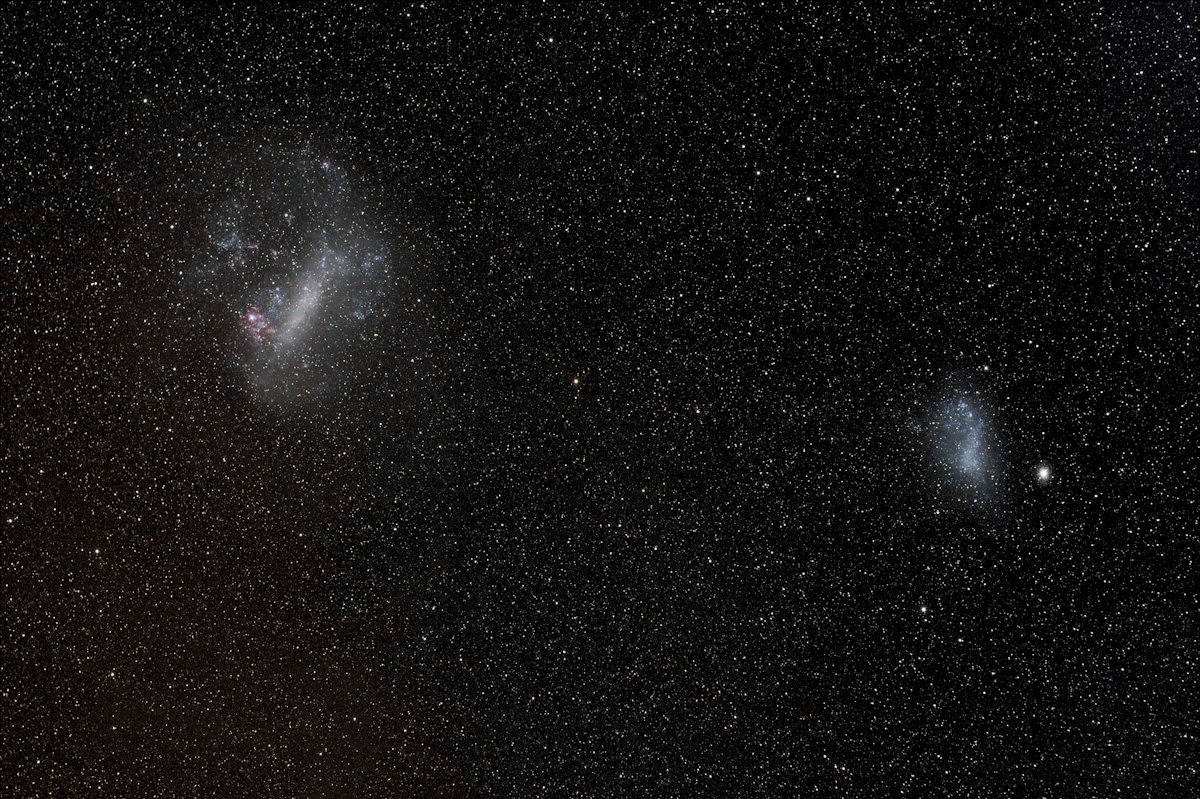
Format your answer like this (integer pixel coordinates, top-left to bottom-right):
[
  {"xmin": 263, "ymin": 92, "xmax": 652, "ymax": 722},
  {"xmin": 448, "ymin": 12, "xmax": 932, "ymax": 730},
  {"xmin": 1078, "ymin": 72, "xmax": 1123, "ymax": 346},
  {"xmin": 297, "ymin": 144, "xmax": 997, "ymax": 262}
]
[{"xmin": 4, "ymin": 4, "xmax": 1198, "ymax": 797}]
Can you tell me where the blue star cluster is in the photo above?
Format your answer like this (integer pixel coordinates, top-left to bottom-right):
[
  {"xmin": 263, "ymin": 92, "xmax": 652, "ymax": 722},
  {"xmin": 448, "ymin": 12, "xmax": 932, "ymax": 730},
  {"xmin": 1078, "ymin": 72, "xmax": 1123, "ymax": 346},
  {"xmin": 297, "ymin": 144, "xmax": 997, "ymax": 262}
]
[{"xmin": 919, "ymin": 385, "xmax": 1003, "ymax": 510}]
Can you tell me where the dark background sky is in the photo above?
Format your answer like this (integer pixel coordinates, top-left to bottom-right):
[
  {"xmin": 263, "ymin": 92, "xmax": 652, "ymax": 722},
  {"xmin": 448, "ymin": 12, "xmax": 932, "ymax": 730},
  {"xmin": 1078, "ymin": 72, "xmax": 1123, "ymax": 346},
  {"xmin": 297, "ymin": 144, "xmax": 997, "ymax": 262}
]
[{"xmin": 4, "ymin": 3, "xmax": 1197, "ymax": 796}]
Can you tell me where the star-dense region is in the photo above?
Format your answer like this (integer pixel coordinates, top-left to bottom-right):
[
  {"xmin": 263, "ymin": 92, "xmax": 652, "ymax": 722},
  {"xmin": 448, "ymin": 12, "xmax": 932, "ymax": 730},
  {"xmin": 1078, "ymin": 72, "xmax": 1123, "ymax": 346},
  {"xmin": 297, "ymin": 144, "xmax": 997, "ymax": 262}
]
[{"xmin": 3, "ymin": 3, "xmax": 1197, "ymax": 796}]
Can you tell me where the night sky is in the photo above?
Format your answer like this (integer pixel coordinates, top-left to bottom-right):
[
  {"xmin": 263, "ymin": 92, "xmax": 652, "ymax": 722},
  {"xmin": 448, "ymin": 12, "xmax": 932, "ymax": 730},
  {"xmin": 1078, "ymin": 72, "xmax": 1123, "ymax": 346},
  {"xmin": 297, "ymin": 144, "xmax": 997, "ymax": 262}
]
[{"xmin": 4, "ymin": 4, "xmax": 1198, "ymax": 796}]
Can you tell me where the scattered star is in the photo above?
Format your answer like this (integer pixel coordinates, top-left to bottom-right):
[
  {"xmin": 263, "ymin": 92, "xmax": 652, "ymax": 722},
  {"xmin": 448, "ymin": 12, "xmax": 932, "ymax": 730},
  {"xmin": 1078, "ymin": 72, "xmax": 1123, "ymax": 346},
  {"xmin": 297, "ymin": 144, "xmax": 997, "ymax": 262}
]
[{"xmin": 6, "ymin": 5, "xmax": 1188, "ymax": 795}]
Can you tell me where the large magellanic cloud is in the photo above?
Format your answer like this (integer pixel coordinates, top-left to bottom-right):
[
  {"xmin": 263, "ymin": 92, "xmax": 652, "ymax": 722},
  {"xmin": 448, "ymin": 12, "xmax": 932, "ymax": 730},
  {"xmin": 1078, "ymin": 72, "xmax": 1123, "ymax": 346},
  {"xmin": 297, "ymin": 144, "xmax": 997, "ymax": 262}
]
[{"xmin": 190, "ymin": 146, "xmax": 391, "ymax": 406}]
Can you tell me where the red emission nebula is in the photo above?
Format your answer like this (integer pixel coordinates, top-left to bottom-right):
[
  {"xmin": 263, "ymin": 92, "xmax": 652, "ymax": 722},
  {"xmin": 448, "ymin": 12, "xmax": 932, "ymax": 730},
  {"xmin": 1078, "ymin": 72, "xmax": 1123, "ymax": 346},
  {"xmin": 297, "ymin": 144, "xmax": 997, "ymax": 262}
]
[{"xmin": 242, "ymin": 305, "xmax": 277, "ymax": 343}]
